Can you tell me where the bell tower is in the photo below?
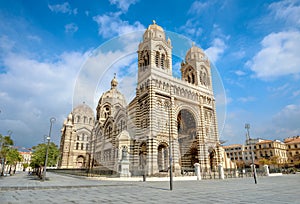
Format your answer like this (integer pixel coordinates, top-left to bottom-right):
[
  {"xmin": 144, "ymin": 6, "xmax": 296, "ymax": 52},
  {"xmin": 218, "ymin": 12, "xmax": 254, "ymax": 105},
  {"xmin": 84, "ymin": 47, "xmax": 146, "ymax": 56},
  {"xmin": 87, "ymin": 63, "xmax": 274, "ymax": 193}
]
[
  {"xmin": 180, "ymin": 44, "xmax": 212, "ymax": 90},
  {"xmin": 137, "ymin": 21, "xmax": 172, "ymax": 84}
]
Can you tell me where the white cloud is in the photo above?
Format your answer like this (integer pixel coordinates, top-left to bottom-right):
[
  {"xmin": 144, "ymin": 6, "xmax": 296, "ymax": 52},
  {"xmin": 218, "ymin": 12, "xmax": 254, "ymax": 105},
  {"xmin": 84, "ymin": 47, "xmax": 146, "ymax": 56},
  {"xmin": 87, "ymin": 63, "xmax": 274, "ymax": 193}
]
[
  {"xmin": 292, "ymin": 90, "xmax": 300, "ymax": 97},
  {"xmin": 93, "ymin": 12, "xmax": 145, "ymax": 38},
  {"xmin": 27, "ymin": 35, "xmax": 41, "ymax": 42},
  {"xmin": 48, "ymin": 2, "xmax": 77, "ymax": 15},
  {"xmin": 237, "ymin": 96, "xmax": 256, "ymax": 103},
  {"xmin": 0, "ymin": 43, "xmax": 89, "ymax": 147},
  {"xmin": 272, "ymin": 104, "xmax": 300, "ymax": 136},
  {"xmin": 109, "ymin": 0, "xmax": 138, "ymax": 13},
  {"xmin": 188, "ymin": 1, "xmax": 209, "ymax": 15},
  {"xmin": 65, "ymin": 23, "xmax": 78, "ymax": 34},
  {"xmin": 179, "ymin": 19, "xmax": 203, "ymax": 38},
  {"xmin": 247, "ymin": 31, "xmax": 300, "ymax": 79},
  {"xmin": 205, "ymin": 38, "xmax": 226, "ymax": 63},
  {"xmin": 269, "ymin": 0, "xmax": 300, "ymax": 27},
  {"xmin": 234, "ymin": 70, "xmax": 246, "ymax": 76}
]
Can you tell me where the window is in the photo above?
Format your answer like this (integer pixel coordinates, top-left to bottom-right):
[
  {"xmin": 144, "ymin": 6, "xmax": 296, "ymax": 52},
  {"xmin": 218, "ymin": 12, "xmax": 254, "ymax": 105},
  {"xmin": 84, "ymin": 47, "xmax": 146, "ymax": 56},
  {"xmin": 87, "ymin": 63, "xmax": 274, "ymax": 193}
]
[
  {"xmin": 161, "ymin": 54, "xmax": 165, "ymax": 68},
  {"xmin": 155, "ymin": 51, "xmax": 160, "ymax": 67},
  {"xmin": 81, "ymin": 143, "xmax": 84, "ymax": 150},
  {"xmin": 76, "ymin": 142, "xmax": 79, "ymax": 150},
  {"xmin": 86, "ymin": 144, "xmax": 89, "ymax": 150},
  {"xmin": 77, "ymin": 116, "xmax": 80, "ymax": 123}
]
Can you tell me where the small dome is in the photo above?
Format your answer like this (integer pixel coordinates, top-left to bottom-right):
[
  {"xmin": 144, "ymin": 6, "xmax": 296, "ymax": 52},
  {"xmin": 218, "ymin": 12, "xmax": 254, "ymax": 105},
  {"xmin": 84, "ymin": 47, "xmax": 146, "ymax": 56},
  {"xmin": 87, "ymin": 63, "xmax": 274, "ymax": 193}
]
[
  {"xmin": 111, "ymin": 74, "xmax": 118, "ymax": 89},
  {"xmin": 185, "ymin": 44, "xmax": 208, "ymax": 63},
  {"xmin": 147, "ymin": 20, "xmax": 164, "ymax": 32},
  {"xmin": 143, "ymin": 20, "xmax": 166, "ymax": 40},
  {"xmin": 73, "ymin": 102, "xmax": 94, "ymax": 118},
  {"xmin": 98, "ymin": 75, "xmax": 127, "ymax": 108}
]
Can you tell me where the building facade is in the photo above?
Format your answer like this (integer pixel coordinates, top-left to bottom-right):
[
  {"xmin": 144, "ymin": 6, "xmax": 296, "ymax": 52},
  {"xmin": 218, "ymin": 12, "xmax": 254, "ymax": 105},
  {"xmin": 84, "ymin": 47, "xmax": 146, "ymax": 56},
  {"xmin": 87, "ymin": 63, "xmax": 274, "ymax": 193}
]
[
  {"xmin": 285, "ymin": 136, "xmax": 300, "ymax": 166},
  {"xmin": 58, "ymin": 103, "xmax": 95, "ymax": 168},
  {"xmin": 59, "ymin": 22, "xmax": 227, "ymax": 176},
  {"xmin": 224, "ymin": 138, "xmax": 289, "ymax": 168}
]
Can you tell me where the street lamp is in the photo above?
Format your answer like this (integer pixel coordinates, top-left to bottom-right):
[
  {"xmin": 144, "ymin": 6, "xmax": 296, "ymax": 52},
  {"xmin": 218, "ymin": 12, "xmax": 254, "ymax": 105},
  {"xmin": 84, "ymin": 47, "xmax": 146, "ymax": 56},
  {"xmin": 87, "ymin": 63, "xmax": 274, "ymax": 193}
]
[
  {"xmin": 245, "ymin": 123, "xmax": 257, "ymax": 184},
  {"xmin": 43, "ymin": 117, "xmax": 56, "ymax": 181},
  {"xmin": 167, "ymin": 101, "xmax": 173, "ymax": 191}
]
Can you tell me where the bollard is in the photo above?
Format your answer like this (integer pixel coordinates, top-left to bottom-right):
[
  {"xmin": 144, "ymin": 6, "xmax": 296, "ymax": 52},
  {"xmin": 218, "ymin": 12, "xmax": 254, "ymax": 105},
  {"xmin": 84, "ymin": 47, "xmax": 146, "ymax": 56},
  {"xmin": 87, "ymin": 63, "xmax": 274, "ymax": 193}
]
[{"xmin": 194, "ymin": 163, "xmax": 201, "ymax": 180}]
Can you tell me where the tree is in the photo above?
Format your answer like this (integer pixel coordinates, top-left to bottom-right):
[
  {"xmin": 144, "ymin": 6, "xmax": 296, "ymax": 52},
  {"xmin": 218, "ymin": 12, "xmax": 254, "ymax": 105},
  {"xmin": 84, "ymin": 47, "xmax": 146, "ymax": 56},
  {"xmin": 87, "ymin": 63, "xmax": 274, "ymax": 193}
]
[
  {"xmin": 6, "ymin": 148, "xmax": 22, "ymax": 175},
  {"xmin": 270, "ymin": 156, "xmax": 280, "ymax": 169},
  {"xmin": 30, "ymin": 142, "xmax": 59, "ymax": 177},
  {"xmin": 258, "ymin": 158, "xmax": 270, "ymax": 166},
  {"xmin": 0, "ymin": 134, "xmax": 14, "ymax": 176}
]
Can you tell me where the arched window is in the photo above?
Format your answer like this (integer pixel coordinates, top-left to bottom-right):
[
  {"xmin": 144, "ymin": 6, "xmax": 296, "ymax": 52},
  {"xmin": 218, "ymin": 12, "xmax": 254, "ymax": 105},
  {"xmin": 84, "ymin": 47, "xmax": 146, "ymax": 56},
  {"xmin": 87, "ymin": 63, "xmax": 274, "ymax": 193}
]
[
  {"xmin": 155, "ymin": 51, "xmax": 160, "ymax": 67},
  {"xmin": 77, "ymin": 115, "xmax": 80, "ymax": 123},
  {"xmin": 161, "ymin": 54, "xmax": 165, "ymax": 69},
  {"xmin": 76, "ymin": 142, "xmax": 79, "ymax": 150},
  {"xmin": 103, "ymin": 105, "xmax": 111, "ymax": 118},
  {"xmin": 81, "ymin": 143, "xmax": 84, "ymax": 150}
]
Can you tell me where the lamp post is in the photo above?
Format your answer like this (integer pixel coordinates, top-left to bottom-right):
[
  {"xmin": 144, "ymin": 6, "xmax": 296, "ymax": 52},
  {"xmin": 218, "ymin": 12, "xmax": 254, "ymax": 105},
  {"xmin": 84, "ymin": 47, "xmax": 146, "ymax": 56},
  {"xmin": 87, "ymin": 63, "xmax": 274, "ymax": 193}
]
[
  {"xmin": 43, "ymin": 117, "xmax": 56, "ymax": 181},
  {"xmin": 167, "ymin": 101, "xmax": 173, "ymax": 191},
  {"xmin": 245, "ymin": 123, "xmax": 257, "ymax": 184}
]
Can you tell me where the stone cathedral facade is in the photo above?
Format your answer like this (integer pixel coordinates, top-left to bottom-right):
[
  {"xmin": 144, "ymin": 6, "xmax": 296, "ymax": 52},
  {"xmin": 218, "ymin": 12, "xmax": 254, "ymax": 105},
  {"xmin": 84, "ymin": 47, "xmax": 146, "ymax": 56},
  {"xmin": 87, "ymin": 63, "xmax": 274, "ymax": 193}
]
[{"xmin": 59, "ymin": 22, "xmax": 228, "ymax": 176}]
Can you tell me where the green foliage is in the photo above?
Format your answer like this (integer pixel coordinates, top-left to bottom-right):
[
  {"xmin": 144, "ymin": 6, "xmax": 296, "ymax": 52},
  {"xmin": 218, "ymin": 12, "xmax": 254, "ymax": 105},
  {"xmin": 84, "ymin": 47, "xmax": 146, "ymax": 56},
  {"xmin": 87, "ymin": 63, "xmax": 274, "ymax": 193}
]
[
  {"xmin": 30, "ymin": 142, "xmax": 59, "ymax": 168},
  {"xmin": 0, "ymin": 134, "xmax": 14, "ymax": 159},
  {"xmin": 6, "ymin": 148, "xmax": 22, "ymax": 165},
  {"xmin": 258, "ymin": 158, "xmax": 270, "ymax": 166}
]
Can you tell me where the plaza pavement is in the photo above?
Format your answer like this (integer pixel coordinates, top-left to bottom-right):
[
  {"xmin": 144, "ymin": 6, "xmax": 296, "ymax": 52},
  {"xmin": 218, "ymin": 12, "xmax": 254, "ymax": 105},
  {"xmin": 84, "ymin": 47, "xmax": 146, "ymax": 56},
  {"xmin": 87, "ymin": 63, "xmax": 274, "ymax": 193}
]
[{"xmin": 0, "ymin": 171, "xmax": 299, "ymax": 204}]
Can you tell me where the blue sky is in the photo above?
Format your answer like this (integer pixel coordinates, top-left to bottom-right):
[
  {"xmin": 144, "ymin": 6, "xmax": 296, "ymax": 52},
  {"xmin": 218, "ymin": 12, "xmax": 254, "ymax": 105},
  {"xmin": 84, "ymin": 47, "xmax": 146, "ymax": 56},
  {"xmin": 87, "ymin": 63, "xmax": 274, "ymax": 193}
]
[{"xmin": 0, "ymin": 0, "xmax": 299, "ymax": 149}]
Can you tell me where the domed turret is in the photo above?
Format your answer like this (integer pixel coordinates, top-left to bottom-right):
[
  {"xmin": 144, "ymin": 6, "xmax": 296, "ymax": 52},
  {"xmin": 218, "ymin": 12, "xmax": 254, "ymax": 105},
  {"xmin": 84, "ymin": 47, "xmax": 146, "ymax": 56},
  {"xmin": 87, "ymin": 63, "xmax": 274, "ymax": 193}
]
[
  {"xmin": 96, "ymin": 74, "xmax": 127, "ymax": 121},
  {"xmin": 185, "ymin": 44, "xmax": 209, "ymax": 64},
  {"xmin": 72, "ymin": 102, "xmax": 95, "ymax": 125},
  {"xmin": 143, "ymin": 20, "xmax": 166, "ymax": 41}
]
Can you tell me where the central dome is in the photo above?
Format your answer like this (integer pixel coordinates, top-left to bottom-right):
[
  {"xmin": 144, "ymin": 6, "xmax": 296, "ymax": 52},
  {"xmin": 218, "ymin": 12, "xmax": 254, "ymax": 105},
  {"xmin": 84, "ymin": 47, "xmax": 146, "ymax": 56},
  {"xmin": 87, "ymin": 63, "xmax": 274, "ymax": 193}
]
[{"xmin": 98, "ymin": 75, "xmax": 127, "ymax": 108}]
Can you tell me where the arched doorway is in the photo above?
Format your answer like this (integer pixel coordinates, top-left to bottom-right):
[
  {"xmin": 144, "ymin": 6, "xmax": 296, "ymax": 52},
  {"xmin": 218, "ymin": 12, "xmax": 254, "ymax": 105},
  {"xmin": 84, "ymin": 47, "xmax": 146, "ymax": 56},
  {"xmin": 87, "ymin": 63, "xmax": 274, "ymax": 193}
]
[
  {"xmin": 177, "ymin": 109, "xmax": 198, "ymax": 170},
  {"xmin": 139, "ymin": 142, "xmax": 147, "ymax": 170},
  {"xmin": 157, "ymin": 143, "xmax": 168, "ymax": 172},
  {"xmin": 76, "ymin": 155, "xmax": 85, "ymax": 168}
]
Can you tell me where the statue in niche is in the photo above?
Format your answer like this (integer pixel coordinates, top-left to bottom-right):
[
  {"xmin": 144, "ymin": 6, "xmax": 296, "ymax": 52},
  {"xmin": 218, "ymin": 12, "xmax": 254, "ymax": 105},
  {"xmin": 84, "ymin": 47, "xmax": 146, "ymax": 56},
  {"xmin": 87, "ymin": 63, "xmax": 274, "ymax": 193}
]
[{"xmin": 122, "ymin": 146, "xmax": 128, "ymax": 161}]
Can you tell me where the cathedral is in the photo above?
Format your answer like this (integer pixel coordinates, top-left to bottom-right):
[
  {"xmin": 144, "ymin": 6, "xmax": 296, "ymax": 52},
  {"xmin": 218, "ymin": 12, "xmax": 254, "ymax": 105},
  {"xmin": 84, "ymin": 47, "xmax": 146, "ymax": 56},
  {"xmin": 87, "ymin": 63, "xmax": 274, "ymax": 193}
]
[{"xmin": 59, "ymin": 22, "xmax": 230, "ymax": 176}]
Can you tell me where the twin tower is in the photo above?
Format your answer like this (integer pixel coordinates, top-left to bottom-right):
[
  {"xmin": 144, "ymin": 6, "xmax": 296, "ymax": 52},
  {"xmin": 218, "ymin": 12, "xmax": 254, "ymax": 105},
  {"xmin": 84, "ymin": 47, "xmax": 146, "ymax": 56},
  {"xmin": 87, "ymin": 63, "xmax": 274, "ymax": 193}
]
[{"xmin": 59, "ymin": 21, "xmax": 223, "ymax": 176}]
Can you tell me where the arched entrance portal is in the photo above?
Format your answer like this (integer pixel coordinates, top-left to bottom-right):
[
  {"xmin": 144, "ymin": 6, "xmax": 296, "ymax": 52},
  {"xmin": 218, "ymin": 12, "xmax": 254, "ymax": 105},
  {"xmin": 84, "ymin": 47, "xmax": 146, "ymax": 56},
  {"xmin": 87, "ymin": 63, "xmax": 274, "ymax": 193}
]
[{"xmin": 177, "ymin": 109, "xmax": 198, "ymax": 171}]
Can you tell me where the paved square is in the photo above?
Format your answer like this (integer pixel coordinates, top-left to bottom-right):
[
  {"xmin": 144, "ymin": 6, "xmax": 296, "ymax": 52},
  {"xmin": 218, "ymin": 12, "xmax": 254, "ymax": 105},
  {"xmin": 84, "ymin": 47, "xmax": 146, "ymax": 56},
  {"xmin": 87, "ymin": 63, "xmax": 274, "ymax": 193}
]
[{"xmin": 0, "ymin": 172, "xmax": 299, "ymax": 203}]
